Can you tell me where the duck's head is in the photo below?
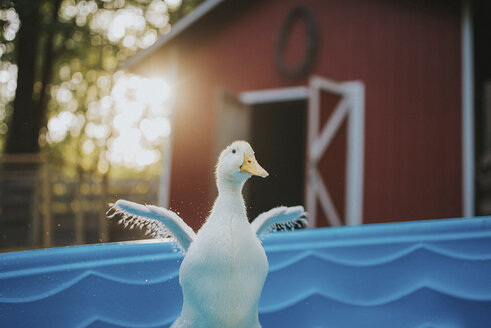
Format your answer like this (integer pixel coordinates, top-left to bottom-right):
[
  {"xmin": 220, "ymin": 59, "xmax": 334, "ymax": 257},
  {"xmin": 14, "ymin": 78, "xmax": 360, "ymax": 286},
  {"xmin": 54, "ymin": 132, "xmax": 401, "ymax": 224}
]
[{"xmin": 216, "ymin": 141, "xmax": 268, "ymax": 188}]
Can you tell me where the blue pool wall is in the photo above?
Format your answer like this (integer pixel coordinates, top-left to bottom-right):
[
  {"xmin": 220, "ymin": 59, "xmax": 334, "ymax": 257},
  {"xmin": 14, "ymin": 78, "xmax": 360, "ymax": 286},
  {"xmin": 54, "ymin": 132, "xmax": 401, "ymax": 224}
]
[{"xmin": 1, "ymin": 217, "xmax": 491, "ymax": 327}]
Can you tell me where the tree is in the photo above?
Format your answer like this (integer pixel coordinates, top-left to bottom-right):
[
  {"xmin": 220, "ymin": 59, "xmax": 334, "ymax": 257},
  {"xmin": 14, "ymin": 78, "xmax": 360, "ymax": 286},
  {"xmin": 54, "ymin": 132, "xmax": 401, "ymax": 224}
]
[
  {"xmin": 0, "ymin": 0, "xmax": 204, "ymax": 249},
  {"xmin": 3, "ymin": 0, "xmax": 59, "ymax": 154},
  {"xmin": 1, "ymin": 0, "xmax": 203, "ymax": 156}
]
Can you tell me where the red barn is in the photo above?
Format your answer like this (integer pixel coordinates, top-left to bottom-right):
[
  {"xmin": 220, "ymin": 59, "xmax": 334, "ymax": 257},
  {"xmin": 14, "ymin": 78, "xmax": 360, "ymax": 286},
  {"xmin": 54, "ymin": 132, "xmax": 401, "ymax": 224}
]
[{"xmin": 127, "ymin": 0, "xmax": 486, "ymax": 231}]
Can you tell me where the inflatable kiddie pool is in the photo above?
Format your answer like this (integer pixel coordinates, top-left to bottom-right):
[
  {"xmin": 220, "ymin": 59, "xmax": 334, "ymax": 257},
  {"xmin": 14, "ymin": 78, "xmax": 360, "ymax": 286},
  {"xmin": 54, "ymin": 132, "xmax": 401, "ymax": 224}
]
[{"xmin": 1, "ymin": 217, "xmax": 491, "ymax": 327}]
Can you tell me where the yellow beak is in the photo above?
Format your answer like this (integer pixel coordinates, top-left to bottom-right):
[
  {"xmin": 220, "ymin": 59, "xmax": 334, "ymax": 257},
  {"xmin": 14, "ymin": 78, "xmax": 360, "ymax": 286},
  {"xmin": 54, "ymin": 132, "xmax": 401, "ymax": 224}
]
[{"xmin": 240, "ymin": 153, "xmax": 269, "ymax": 178}]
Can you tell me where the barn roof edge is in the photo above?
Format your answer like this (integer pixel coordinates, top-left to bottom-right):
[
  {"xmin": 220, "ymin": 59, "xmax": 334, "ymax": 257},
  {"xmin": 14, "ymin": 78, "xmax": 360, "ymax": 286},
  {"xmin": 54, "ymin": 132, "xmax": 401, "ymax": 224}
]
[{"xmin": 124, "ymin": 0, "xmax": 226, "ymax": 70}]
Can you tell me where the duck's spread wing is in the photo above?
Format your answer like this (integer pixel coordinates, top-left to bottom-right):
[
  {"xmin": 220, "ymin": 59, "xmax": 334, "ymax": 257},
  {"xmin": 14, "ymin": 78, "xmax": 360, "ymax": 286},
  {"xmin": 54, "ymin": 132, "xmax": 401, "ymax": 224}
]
[
  {"xmin": 107, "ymin": 199, "xmax": 196, "ymax": 252},
  {"xmin": 251, "ymin": 206, "xmax": 307, "ymax": 238}
]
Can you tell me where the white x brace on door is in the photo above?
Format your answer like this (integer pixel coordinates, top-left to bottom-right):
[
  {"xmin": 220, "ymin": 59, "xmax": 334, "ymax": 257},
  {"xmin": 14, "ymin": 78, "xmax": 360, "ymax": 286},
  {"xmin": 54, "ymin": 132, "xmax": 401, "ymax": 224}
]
[{"xmin": 305, "ymin": 76, "xmax": 365, "ymax": 227}]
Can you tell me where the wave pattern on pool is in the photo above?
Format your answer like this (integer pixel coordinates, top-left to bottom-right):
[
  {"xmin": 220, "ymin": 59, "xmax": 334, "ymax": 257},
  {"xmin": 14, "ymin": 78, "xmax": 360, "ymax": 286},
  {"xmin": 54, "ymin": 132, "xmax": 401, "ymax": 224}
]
[{"xmin": 1, "ymin": 217, "xmax": 491, "ymax": 327}]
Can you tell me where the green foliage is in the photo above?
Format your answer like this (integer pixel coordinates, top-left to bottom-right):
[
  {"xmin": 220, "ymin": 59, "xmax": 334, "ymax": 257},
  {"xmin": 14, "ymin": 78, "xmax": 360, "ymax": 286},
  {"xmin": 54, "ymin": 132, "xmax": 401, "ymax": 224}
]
[{"xmin": 0, "ymin": 0, "xmax": 203, "ymax": 178}]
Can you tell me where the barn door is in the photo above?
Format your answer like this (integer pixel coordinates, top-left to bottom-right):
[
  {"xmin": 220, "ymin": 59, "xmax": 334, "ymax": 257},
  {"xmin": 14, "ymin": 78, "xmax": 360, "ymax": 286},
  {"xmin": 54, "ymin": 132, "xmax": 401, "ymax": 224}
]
[{"xmin": 305, "ymin": 76, "xmax": 365, "ymax": 227}]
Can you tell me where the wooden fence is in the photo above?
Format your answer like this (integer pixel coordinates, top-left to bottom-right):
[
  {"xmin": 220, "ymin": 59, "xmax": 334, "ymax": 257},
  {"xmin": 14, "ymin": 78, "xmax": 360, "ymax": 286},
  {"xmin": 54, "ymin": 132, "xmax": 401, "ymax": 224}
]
[{"xmin": 0, "ymin": 155, "xmax": 159, "ymax": 252}]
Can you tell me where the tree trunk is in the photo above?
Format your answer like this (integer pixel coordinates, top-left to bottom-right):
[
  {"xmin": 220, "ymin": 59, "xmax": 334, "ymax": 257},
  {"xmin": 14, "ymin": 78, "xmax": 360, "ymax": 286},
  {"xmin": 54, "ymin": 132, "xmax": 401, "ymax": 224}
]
[
  {"xmin": 5, "ymin": 1, "xmax": 41, "ymax": 154},
  {"xmin": 35, "ymin": 0, "xmax": 62, "ymax": 133},
  {"xmin": 0, "ymin": 2, "xmax": 41, "ymax": 251},
  {"xmin": 1, "ymin": 1, "xmax": 62, "ymax": 251}
]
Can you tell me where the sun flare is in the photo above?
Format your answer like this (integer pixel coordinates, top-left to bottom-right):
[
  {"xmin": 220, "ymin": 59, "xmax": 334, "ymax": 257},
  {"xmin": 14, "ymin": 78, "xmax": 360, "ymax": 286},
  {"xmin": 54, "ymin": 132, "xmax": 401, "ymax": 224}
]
[{"xmin": 47, "ymin": 72, "xmax": 172, "ymax": 172}]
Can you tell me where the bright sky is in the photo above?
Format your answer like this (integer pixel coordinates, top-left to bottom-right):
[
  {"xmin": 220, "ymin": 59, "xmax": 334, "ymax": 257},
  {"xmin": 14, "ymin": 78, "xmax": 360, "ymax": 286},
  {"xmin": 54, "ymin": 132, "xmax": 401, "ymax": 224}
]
[
  {"xmin": 47, "ymin": 73, "xmax": 171, "ymax": 172},
  {"xmin": 107, "ymin": 74, "xmax": 171, "ymax": 169},
  {"xmin": 0, "ymin": 1, "xmax": 178, "ymax": 172}
]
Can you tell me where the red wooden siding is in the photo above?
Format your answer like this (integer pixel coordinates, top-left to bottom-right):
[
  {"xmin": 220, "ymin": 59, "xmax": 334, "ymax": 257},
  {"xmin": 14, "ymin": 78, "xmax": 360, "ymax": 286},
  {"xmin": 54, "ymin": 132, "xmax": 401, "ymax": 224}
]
[{"xmin": 144, "ymin": 0, "xmax": 462, "ymax": 229}]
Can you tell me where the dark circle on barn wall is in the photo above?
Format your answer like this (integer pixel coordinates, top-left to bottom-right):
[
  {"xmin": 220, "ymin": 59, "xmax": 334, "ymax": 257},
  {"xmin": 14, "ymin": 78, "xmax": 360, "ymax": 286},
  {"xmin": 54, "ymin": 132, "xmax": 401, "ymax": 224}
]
[{"xmin": 275, "ymin": 5, "xmax": 319, "ymax": 79}]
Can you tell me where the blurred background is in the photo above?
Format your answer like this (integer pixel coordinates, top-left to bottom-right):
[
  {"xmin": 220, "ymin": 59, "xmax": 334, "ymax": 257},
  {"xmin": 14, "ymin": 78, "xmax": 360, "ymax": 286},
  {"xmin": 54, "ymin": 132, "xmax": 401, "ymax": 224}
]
[
  {"xmin": 0, "ymin": 0, "xmax": 490, "ymax": 252},
  {"xmin": 0, "ymin": 0, "xmax": 203, "ymax": 251}
]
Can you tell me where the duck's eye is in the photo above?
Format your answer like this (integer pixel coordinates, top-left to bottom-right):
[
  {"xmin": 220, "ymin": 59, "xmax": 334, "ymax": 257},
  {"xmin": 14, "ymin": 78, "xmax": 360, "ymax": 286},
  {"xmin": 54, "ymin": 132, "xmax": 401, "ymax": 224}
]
[{"xmin": 232, "ymin": 149, "xmax": 236, "ymax": 154}]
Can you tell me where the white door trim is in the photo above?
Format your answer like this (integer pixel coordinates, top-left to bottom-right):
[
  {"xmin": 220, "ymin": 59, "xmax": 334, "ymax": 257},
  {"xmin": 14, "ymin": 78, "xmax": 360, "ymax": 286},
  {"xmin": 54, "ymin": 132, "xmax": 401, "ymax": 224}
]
[
  {"xmin": 158, "ymin": 50, "xmax": 178, "ymax": 208},
  {"xmin": 239, "ymin": 86, "xmax": 308, "ymax": 105},
  {"xmin": 306, "ymin": 76, "xmax": 365, "ymax": 227},
  {"xmin": 461, "ymin": 0, "xmax": 475, "ymax": 217}
]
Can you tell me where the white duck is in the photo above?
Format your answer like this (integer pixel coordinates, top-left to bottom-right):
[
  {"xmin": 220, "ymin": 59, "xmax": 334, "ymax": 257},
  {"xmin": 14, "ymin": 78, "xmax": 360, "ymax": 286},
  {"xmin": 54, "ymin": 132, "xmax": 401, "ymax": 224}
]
[{"xmin": 108, "ymin": 141, "xmax": 306, "ymax": 328}]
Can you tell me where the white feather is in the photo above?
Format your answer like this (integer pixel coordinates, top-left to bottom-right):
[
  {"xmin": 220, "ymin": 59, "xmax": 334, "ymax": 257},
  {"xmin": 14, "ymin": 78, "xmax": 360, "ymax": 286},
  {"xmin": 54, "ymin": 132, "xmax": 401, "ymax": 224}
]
[
  {"xmin": 251, "ymin": 205, "xmax": 307, "ymax": 238},
  {"xmin": 107, "ymin": 199, "xmax": 196, "ymax": 253}
]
